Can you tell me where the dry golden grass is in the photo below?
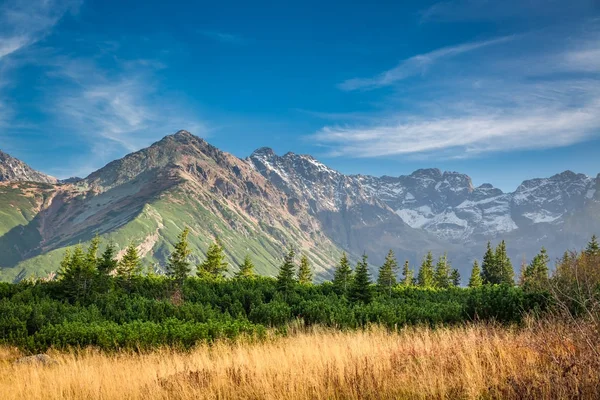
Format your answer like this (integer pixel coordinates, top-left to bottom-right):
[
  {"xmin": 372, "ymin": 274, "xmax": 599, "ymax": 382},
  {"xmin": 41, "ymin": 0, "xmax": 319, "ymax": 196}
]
[{"xmin": 1, "ymin": 323, "xmax": 598, "ymax": 400}]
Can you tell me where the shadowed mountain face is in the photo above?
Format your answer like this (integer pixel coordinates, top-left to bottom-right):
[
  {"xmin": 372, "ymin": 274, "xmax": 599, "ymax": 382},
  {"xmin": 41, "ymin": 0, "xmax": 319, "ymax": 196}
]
[{"xmin": 0, "ymin": 130, "xmax": 599, "ymax": 282}]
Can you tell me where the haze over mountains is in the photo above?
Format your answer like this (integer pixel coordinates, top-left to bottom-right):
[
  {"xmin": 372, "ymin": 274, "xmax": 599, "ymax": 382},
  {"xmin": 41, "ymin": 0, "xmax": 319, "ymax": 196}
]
[{"xmin": 0, "ymin": 130, "xmax": 598, "ymax": 282}]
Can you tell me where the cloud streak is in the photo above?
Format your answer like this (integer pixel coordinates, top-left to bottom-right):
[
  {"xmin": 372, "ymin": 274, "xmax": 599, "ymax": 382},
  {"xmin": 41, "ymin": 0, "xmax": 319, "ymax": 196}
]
[
  {"xmin": 0, "ymin": 0, "xmax": 80, "ymax": 60},
  {"xmin": 314, "ymin": 93, "xmax": 600, "ymax": 158},
  {"xmin": 44, "ymin": 56, "xmax": 206, "ymax": 177},
  {"xmin": 317, "ymin": 24, "xmax": 600, "ymax": 159},
  {"xmin": 339, "ymin": 35, "xmax": 513, "ymax": 91}
]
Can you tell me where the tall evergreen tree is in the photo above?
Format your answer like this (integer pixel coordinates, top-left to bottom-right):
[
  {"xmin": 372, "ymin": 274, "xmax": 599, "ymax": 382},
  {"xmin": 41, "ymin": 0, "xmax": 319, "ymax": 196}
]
[
  {"xmin": 332, "ymin": 252, "xmax": 353, "ymax": 296},
  {"xmin": 417, "ymin": 251, "xmax": 435, "ymax": 288},
  {"xmin": 468, "ymin": 260, "xmax": 483, "ymax": 288},
  {"xmin": 58, "ymin": 248, "xmax": 72, "ymax": 278},
  {"xmin": 297, "ymin": 254, "xmax": 313, "ymax": 284},
  {"xmin": 97, "ymin": 241, "xmax": 118, "ymax": 276},
  {"xmin": 197, "ymin": 239, "xmax": 229, "ymax": 279},
  {"xmin": 521, "ymin": 247, "xmax": 550, "ymax": 291},
  {"xmin": 495, "ymin": 240, "xmax": 514, "ymax": 285},
  {"xmin": 117, "ymin": 243, "xmax": 142, "ymax": 281},
  {"xmin": 60, "ymin": 244, "xmax": 97, "ymax": 301},
  {"xmin": 401, "ymin": 260, "xmax": 414, "ymax": 286},
  {"xmin": 481, "ymin": 241, "xmax": 497, "ymax": 284},
  {"xmin": 450, "ymin": 269, "xmax": 461, "ymax": 287},
  {"xmin": 434, "ymin": 253, "xmax": 451, "ymax": 288},
  {"xmin": 586, "ymin": 234, "xmax": 600, "ymax": 257},
  {"xmin": 166, "ymin": 228, "xmax": 192, "ymax": 283},
  {"xmin": 276, "ymin": 247, "xmax": 297, "ymax": 293},
  {"xmin": 85, "ymin": 235, "xmax": 101, "ymax": 269},
  {"xmin": 235, "ymin": 254, "xmax": 256, "ymax": 278},
  {"xmin": 377, "ymin": 250, "xmax": 398, "ymax": 295},
  {"xmin": 349, "ymin": 254, "xmax": 372, "ymax": 303}
]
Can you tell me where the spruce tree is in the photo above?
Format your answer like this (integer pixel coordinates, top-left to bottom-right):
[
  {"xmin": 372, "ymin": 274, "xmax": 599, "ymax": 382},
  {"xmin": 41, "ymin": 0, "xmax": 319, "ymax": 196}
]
[
  {"xmin": 401, "ymin": 260, "xmax": 413, "ymax": 286},
  {"xmin": 586, "ymin": 234, "xmax": 600, "ymax": 257},
  {"xmin": 117, "ymin": 243, "xmax": 142, "ymax": 281},
  {"xmin": 495, "ymin": 240, "xmax": 514, "ymax": 285},
  {"xmin": 60, "ymin": 244, "xmax": 96, "ymax": 302},
  {"xmin": 167, "ymin": 227, "xmax": 192, "ymax": 283},
  {"xmin": 297, "ymin": 254, "xmax": 313, "ymax": 284},
  {"xmin": 450, "ymin": 269, "xmax": 461, "ymax": 287},
  {"xmin": 522, "ymin": 247, "xmax": 550, "ymax": 292},
  {"xmin": 235, "ymin": 254, "xmax": 255, "ymax": 278},
  {"xmin": 332, "ymin": 252, "xmax": 353, "ymax": 296},
  {"xmin": 197, "ymin": 239, "xmax": 229, "ymax": 279},
  {"xmin": 481, "ymin": 241, "xmax": 497, "ymax": 284},
  {"xmin": 434, "ymin": 253, "xmax": 451, "ymax": 289},
  {"xmin": 349, "ymin": 254, "xmax": 372, "ymax": 303},
  {"xmin": 97, "ymin": 241, "xmax": 118, "ymax": 276},
  {"xmin": 468, "ymin": 260, "xmax": 483, "ymax": 288},
  {"xmin": 95, "ymin": 242, "xmax": 116, "ymax": 293},
  {"xmin": 417, "ymin": 251, "xmax": 435, "ymax": 288},
  {"xmin": 86, "ymin": 235, "xmax": 100, "ymax": 269},
  {"xmin": 377, "ymin": 250, "xmax": 398, "ymax": 295},
  {"xmin": 58, "ymin": 248, "xmax": 72, "ymax": 278},
  {"xmin": 276, "ymin": 247, "xmax": 297, "ymax": 293}
]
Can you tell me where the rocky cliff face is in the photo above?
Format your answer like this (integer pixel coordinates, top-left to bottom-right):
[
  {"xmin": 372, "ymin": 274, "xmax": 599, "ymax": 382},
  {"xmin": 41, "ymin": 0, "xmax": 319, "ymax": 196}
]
[
  {"xmin": 249, "ymin": 147, "xmax": 600, "ymax": 271},
  {"xmin": 0, "ymin": 150, "xmax": 57, "ymax": 184}
]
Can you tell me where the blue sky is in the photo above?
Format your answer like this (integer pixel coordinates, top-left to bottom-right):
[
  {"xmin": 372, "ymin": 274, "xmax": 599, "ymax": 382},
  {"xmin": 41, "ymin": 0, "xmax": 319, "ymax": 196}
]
[{"xmin": 0, "ymin": 0, "xmax": 599, "ymax": 191}]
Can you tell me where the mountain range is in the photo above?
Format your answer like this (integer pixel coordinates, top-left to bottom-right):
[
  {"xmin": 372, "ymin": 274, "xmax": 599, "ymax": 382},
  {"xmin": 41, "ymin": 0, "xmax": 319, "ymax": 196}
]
[{"xmin": 1, "ymin": 130, "xmax": 598, "ymax": 282}]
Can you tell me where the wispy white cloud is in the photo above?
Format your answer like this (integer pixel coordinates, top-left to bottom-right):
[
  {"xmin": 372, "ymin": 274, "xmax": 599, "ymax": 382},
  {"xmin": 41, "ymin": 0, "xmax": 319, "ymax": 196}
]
[
  {"xmin": 44, "ymin": 57, "xmax": 206, "ymax": 177},
  {"xmin": 315, "ymin": 91, "xmax": 600, "ymax": 158},
  {"xmin": 316, "ymin": 24, "xmax": 600, "ymax": 159},
  {"xmin": 0, "ymin": 0, "xmax": 80, "ymax": 60},
  {"xmin": 339, "ymin": 35, "xmax": 513, "ymax": 91}
]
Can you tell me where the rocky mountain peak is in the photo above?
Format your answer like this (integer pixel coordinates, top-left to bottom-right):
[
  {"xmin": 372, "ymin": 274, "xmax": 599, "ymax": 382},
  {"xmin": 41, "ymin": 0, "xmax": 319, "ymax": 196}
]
[
  {"xmin": 0, "ymin": 150, "xmax": 57, "ymax": 184},
  {"xmin": 410, "ymin": 168, "xmax": 443, "ymax": 180}
]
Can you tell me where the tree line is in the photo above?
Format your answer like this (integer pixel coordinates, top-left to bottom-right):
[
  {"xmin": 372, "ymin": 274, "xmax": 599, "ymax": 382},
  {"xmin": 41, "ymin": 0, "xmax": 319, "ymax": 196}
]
[
  {"xmin": 57, "ymin": 227, "xmax": 600, "ymax": 305},
  {"xmin": 4, "ymin": 230, "xmax": 598, "ymax": 352}
]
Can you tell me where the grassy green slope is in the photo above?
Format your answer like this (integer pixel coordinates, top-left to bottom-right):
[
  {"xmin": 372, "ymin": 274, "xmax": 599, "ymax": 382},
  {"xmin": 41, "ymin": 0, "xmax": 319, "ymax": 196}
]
[{"xmin": 2, "ymin": 186, "xmax": 342, "ymax": 282}]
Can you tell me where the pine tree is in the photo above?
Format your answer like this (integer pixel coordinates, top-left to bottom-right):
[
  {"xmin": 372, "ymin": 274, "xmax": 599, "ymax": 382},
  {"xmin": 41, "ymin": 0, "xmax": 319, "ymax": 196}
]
[
  {"xmin": 349, "ymin": 254, "xmax": 372, "ymax": 303},
  {"xmin": 377, "ymin": 250, "xmax": 398, "ymax": 295},
  {"xmin": 332, "ymin": 252, "xmax": 353, "ymax": 296},
  {"xmin": 97, "ymin": 241, "xmax": 118, "ymax": 276},
  {"xmin": 58, "ymin": 248, "xmax": 72, "ymax": 278},
  {"xmin": 481, "ymin": 241, "xmax": 497, "ymax": 284},
  {"xmin": 450, "ymin": 269, "xmax": 461, "ymax": 287},
  {"xmin": 117, "ymin": 243, "xmax": 142, "ymax": 281},
  {"xmin": 468, "ymin": 260, "xmax": 483, "ymax": 288},
  {"xmin": 276, "ymin": 247, "xmax": 297, "ymax": 293},
  {"xmin": 401, "ymin": 260, "xmax": 413, "ymax": 286},
  {"xmin": 86, "ymin": 235, "xmax": 100, "ymax": 269},
  {"xmin": 197, "ymin": 239, "xmax": 229, "ymax": 279},
  {"xmin": 495, "ymin": 240, "xmax": 514, "ymax": 285},
  {"xmin": 417, "ymin": 251, "xmax": 435, "ymax": 288},
  {"xmin": 586, "ymin": 234, "xmax": 600, "ymax": 257},
  {"xmin": 166, "ymin": 228, "xmax": 192, "ymax": 283},
  {"xmin": 434, "ymin": 253, "xmax": 451, "ymax": 289},
  {"xmin": 235, "ymin": 254, "xmax": 255, "ymax": 278},
  {"xmin": 522, "ymin": 247, "xmax": 550, "ymax": 291},
  {"xmin": 297, "ymin": 254, "xmax": 313, "ymax": 284},
  {"xmin": 60, "ymin": 244, "xmax": 96, "ymax": 301}
]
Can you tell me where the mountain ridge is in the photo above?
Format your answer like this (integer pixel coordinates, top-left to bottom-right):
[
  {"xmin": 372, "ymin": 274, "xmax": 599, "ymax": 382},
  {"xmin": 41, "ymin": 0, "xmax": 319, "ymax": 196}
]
[{"xmin": 0, "ymin": 130, "xmax": 598, "ymax": 282}]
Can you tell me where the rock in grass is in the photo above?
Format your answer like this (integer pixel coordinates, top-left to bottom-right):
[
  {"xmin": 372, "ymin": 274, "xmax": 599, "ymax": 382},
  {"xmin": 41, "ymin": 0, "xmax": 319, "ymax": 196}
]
[{"xmin": 14, "ymin": 354, "xmax": 59, "ymax": 366}]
